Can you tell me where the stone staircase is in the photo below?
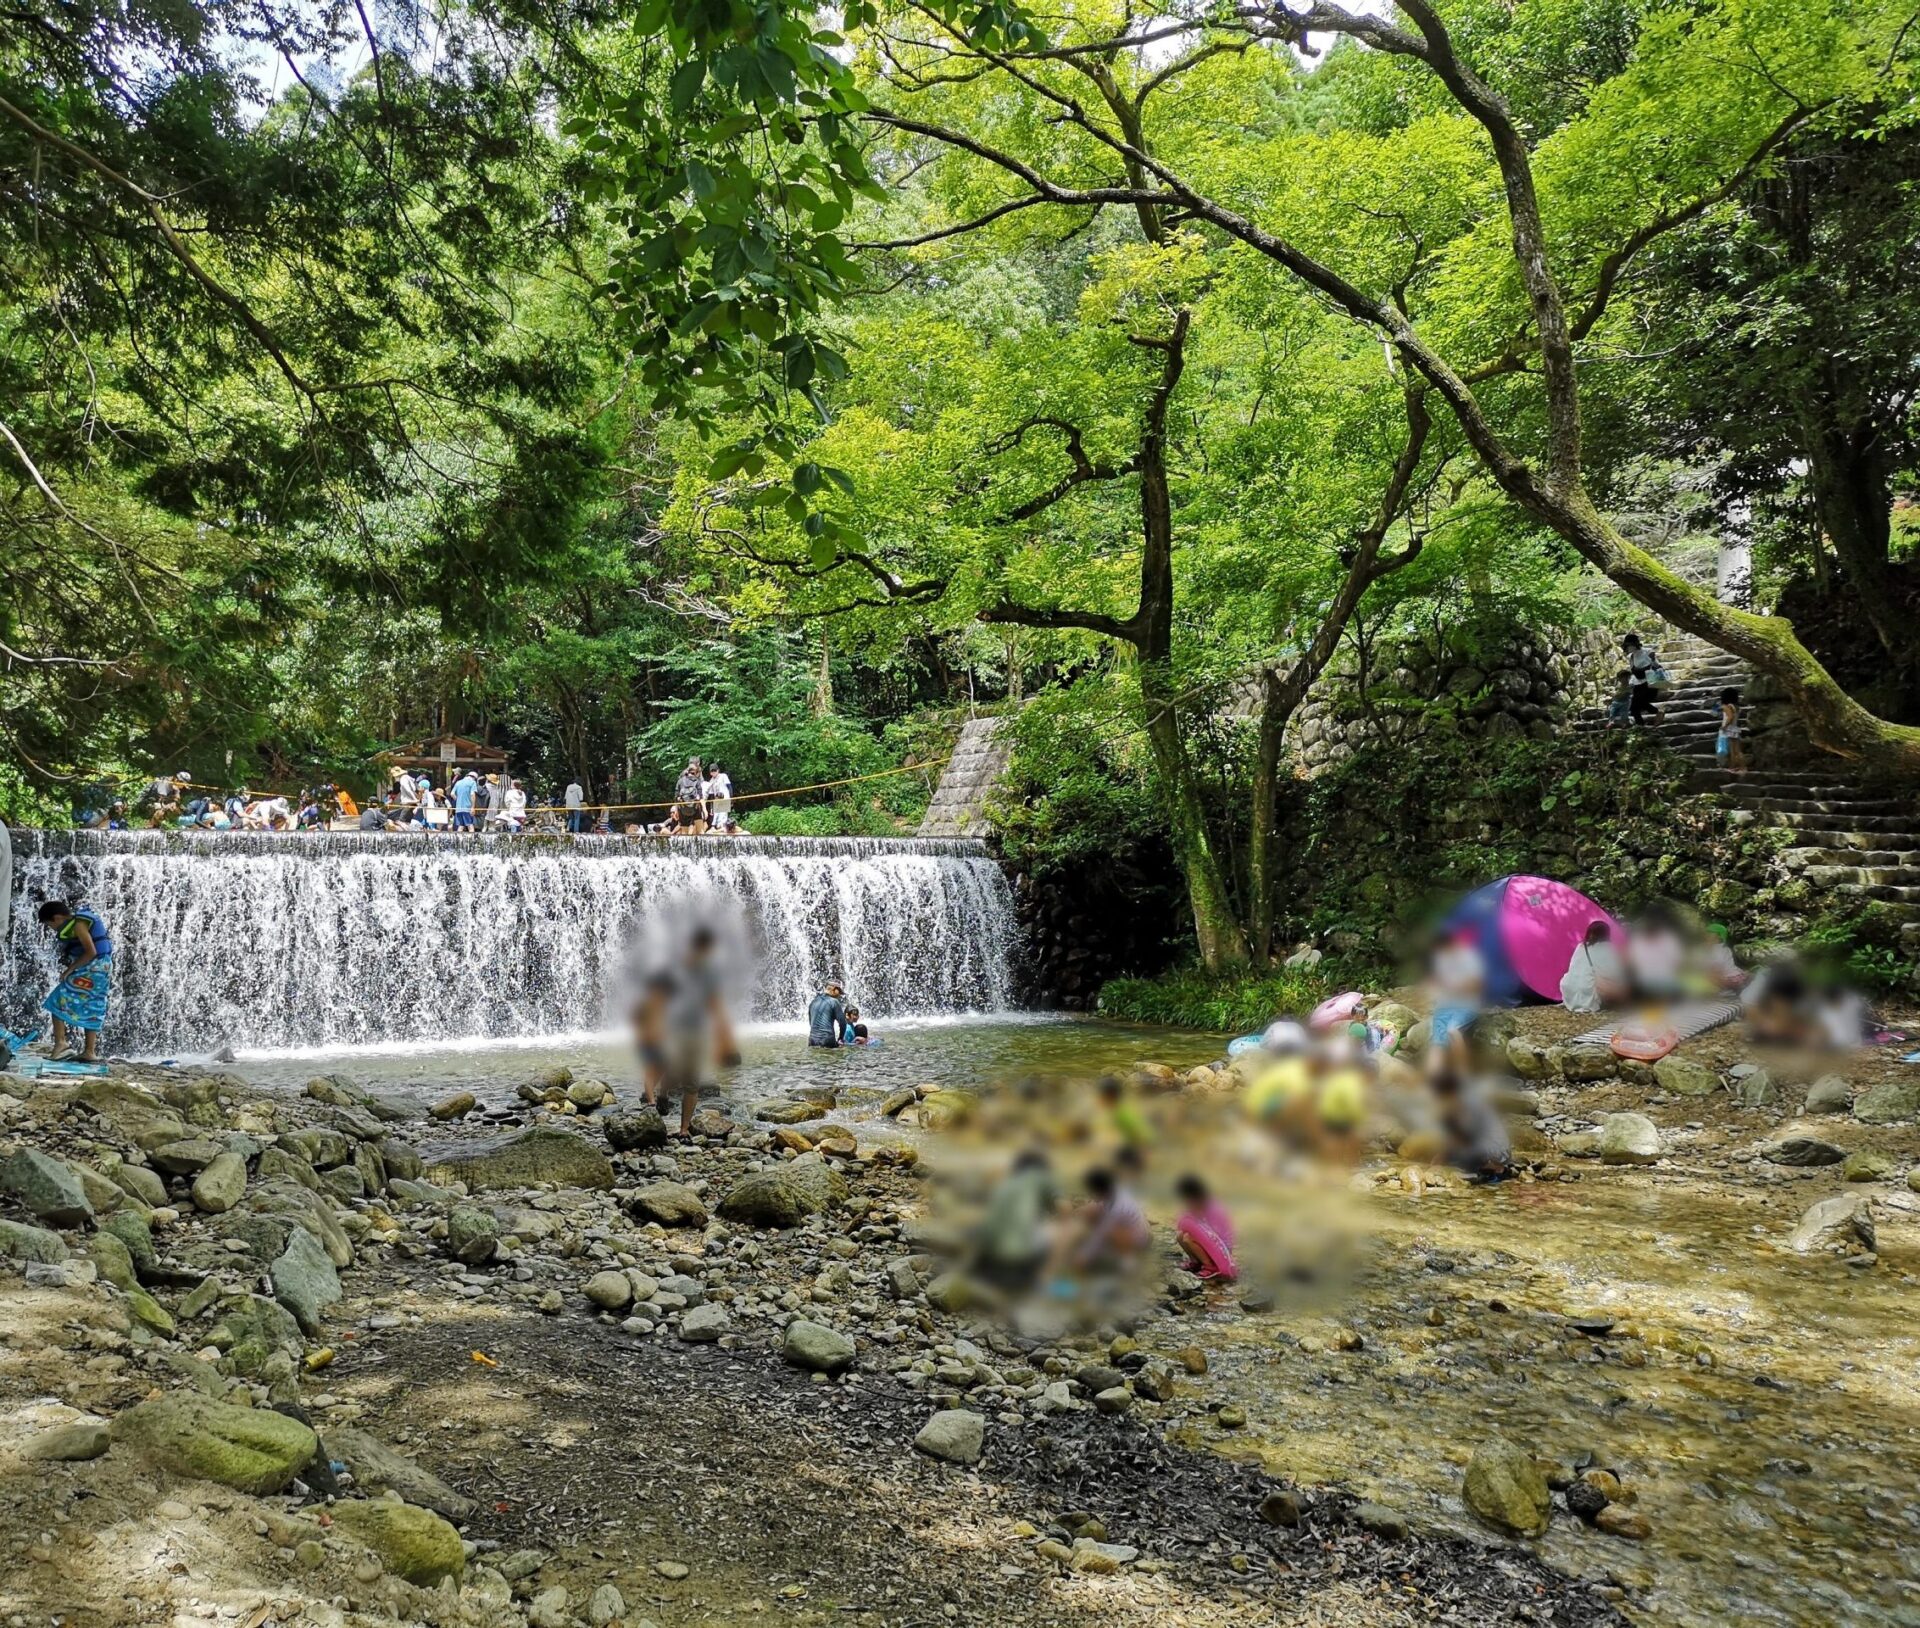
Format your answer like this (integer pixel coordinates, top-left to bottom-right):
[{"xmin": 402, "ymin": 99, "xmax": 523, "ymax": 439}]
[{"xmin": 1578, "ymin": 632, "xmax": 1920, "ymax": 947}]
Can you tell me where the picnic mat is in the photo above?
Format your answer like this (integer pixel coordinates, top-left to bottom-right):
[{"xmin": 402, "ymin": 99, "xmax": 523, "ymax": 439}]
[
  {"xmin": 1572, "ymin": 1001, "xmax": 1742, "ymax": 1046},
  {"xmin": 2, "ymin": 1056, "xmax": 110, "ymax": 1079}
]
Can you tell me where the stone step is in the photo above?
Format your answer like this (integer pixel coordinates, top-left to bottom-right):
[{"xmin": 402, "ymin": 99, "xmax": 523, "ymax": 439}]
[
  {"xmin": 1796, "ymin": 863, "xmax": 1920, "ymax": 888},
  {"xmin": 1736, "ymin": 810, "xmax": 1920, "ymax": 835},
  {"xmin": 1774, "ymin": 830, "xmax": 1920, "ymax": 853},
  {"xmin": 1781, "ymin": 847, "xmax": 1918, "ymax": 870},
  {"xmin": 1738, "ymin": 795, "xmax": 1914, "ymax": 816}
]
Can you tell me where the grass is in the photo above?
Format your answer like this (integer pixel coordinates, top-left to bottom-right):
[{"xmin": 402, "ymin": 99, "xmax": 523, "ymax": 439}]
[{"xmin": 1097, "ymin": 963, "xmax": 1347, "ymax": 1034}]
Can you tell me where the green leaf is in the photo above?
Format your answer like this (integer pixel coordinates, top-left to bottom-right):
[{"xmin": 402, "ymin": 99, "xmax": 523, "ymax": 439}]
[
  {"xmin": 669, "ymin": 60, "xmax": 706, "ymax": 115},
  {"xmin": 808, "ymin": 534, "xmax": 836, "ymax": 570}
]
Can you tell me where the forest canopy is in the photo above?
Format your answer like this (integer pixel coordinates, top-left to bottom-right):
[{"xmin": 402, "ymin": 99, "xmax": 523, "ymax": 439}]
[{"xmin": 3, "ymin": 0, "xmax": 1917, "ymax": 954}]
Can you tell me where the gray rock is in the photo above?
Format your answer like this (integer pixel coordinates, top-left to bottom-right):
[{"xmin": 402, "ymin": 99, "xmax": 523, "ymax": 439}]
[
  {"xmin": 257, "ymin": 1146, "xmax": 322, "ymax": 1191},
  {"xmin": 605, "ymin": 1107, "xmax": 669, "ymax": 1152},
  {"xmin": 191, "ymin": 1151, "xmax": 248, "ymax": 1214},
  {"xmin": 782, "ymin": 1319, "xmax": 855, "ymax": 1374},
  {"xmin": 1559, "ymin": 1044, "xmax": 1617, "ymax": 1084},
  {"xmin": 588, "ymin": 1583, "xmax": 626, "ymax": 1627},
  {"xmin": 585, "ymin": 1269, "xmax": 634, "ymax": 1311},
  {"xmin": 1068, "ymin": 1538, "xmax": 1138, "ymax": 1573},
  {"xmin": 25, "ymin": 1421, "xmax": 111, "ymax": 1461},
  {"xmin": 1789, "ymin": 1193, "xmax": 1876, "ymax": 1254},
  {"xmin": 754, "ymin": 1098, "xmax": 828, "ymax": 1124},
  {"xmin": 1764, "ymin": 1136, "xmax": 1845, "ymax": 1167},
  {"xmin": 98, "ymin": 1210, "xmax": 155, "ymax": 1275},
  {"xmin": 381, "ymin": 1139, "xmax": 423, "ymax": 1180},
  {"xmin": 1853, "ymin": 1079, "xmax": 1920, "ymax": 1125},
  {"xmin": 679, "ymin": 1303, "xmax": 731, "ymax": 1343},
  {"xmin": 1804, "ymin": 1074, "xmax": 1853, "ymax": 1115},
  {"xmin": 1352, "ymin": 1502, "xmax": 1409, "ymax": 1540},
  {"xmin": 0, "ymin": 1149, "xmax": 94, "ymax": 1227},
  {"xmin": 527, "ymin": 1587, "xmax": 570, "ymax": 1628},
  {"xmin": 109, "ymin": 1163, "xmax": 168, "ymax": 1208},
  {"xmin": 424, "ymin": 1126, "xmax": 614, "ymax": 1193},
  {"xmin": 430, "ymin": 1092, "xmax": 478, "ymax": 1121},
  {"xmin": 1598, "ymin": 1113, "xmax": 1660, "ymax": 1165},
  {"xmin": 282, "ymin": 1128, "xmax": 351, "ymax": 1169},
  {"xmin": 270, "ymin": 1224, "xmax": 342, "ymax": 1334},
  {"xmin": 913, "ymin": 1408, "xmax": 984, "ymax": 1465},
  {"xmin": 447, "ymin": 1205, "xmax": 499, "ymax": 1265},
  {"xmin": 149, "ymin": 1137, "xmax": 225, "ymax": 1177},
  {"xmin": 717, "ymin": 1154, "xmax": 847, "ymax": 1227},
  {"xmin": 1652, "ymin": 1057, "xmax": 1721, "ymax": 1097},
  {"xmin": 1735, "ymin": 1070, "xmax": 1778, "ymax": 1108},
  {"xmin": 1093, "ymin": 1387, "xmax": 1133, "ymax": 1415},
  {"xmin": 326, "ymin": 1427, "xmax": 474, "ymax": 1520},
  {"xmin": 628, "ymin": 1181, "xmax": 708, "ymax": 1228}
]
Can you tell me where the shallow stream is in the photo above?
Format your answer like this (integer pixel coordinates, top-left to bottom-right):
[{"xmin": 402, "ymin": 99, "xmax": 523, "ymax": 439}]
[{"xmin": 231, "ymin": 1015, "xmax": 1920, "ymax": 1627}]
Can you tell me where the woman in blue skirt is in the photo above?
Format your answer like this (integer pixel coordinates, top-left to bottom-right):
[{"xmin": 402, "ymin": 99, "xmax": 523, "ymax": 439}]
[{"xmin": 38, "ymin": 900, "xmax": 113, "ymax": 1062}]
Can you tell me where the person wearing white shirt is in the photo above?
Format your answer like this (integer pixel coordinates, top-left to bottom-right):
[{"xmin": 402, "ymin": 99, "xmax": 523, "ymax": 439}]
[
  {"xmin": 502, "ymin": 780, "xmax": 528, "ymax": 831},
  {"xmin": 1560, "ymin": 922, "xmax": 1627, "ymax": 1014},
  {"xmin": 703, "ymin": 763, "xmax": 733, "ymax": 832},
  {"xmin": 564, "ymin": 779, "xmax": 586, "ymax": 834}
]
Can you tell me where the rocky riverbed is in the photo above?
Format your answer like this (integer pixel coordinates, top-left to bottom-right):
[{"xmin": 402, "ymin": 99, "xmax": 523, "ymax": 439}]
[{"xmin": 0, "ymin": 1055, "xmax": 1625, "ymax": 1628}]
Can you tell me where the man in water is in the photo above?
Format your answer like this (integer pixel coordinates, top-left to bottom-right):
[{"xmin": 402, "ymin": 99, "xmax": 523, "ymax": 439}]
[
  {"xmin": 632, "ymin": 924, "xmax": 738, "ymax": 1136},
  {"xmin": 38, "ymin": 900, "xmax": 113, "ymax": 1063},
  {"xmin": 808, "ymin": 981, "xmax": 851, "ymax": 1047}
]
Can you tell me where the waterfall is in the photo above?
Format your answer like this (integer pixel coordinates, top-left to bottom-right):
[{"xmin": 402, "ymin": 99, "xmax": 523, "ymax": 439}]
[{"xmin": 2, "ymin": 831, "xmax": 1018, "ymax": 1054}]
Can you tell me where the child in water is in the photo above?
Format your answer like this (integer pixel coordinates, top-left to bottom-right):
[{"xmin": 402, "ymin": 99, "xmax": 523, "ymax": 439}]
[
  {"xmin": 1096, "ymin": 1074, "xmax": 1149, "ymax": 1149},
  {"xmin": 1174, "ymin": 1174, "xmax": 1238, "ymax": 1282},
  {"xmin": 844, "ymin": 1005, "xmax": 873, "ymax": 1044}
]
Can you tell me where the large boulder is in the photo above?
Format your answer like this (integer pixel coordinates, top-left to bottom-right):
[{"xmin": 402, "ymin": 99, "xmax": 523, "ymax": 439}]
[
  {"xmin": 211, "ymin": 1295, "xmax": 304, "ymax": 1377},
  {"xmin": 74, "ymin": 1080, "xmax": 188, "ymax": 1150},
  {"xmin": 111, "ymin": 1393, "xmax": 316, "ymax": 1494},
  {"xmin": 247, "ymin": 1181, "xmax": 352, "ymax": 1267},
  {"xmin": 148, "ymin": 1137, "xmax": 225, "ymax": 1177},
  {"xmin": 0, "ymin": 1218, "xmax": 68, "ymax": 1263},
  {"xmin": 913, "ymin": 1409, "xmax": 984, "ymax": 1465},
  {"xmin": 190, "ymin": 1151, "xmax": 248, "ymax": 1215},
  {"xmin": 0, "ymin": 1149, "xmax": 94, "ymax": 1227},
  {"xmin": 424, "ymin": 1126, "xmax": 613, "ymax": 1193},
  {"xmin": 1853, "ymin": 1079, "xmax": 1920, "ymax": 1126},
  {"xmin": 1598, "ymin": 1113, "xmax": 1660, "ymax": 1165},
  {"xmin": 326, "ymin": 1428, "xmax": 473, "ymax": 1520},
  {"xmin": 584, "ymin": 1270, "xmax": 634, "ymax": 1311},
  {"xmin": 270, "ymin": 1225, "xmax": 342, "ymax": 1334},
  {"xmin": 1652, "ymin": 1057, "xmax": 1721, "ymax": 1098},
  {"xmin": 783, "ymin": 1319, "xmax": 856, "ymax": 1375},
  {"xmin": 1463, "ymin": 1439, "xmax": 1551, "ymax": 1537},
  {"xmin": 628, "ymin": 1181, "xmax": 707, "ymax": 1228},
  {"xmin": 717, "ymin": 1154, "xmax": 847, "ymax": 1227},
  {"xmin": 108, "ymin": 1163, "xmax": 168, "ymax": 1209},
  {"xmin": 330, "ymin": 1498, "xmax": 466, "ymax": 1586},
  {"xmin": 99, "ymin": 1210, "xmax": 157, "ymax": 1276}
]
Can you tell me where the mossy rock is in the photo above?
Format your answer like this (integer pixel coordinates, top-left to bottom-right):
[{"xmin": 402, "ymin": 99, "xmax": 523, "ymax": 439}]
[
  {"xmin": 111, "ymin": 1393, "xmax": 316, "ymax": 1494},
  {"xmin": 1463, "ymin": 1438, "xmax": 1551, "ymax": 1537},
  {"xmin": 423, "ymin": 1125, "xmax": 614, "ymax": 1193},
  {"xmin": 331, "ymin": 1497, "xmax": 466, "ymax": 1585},
  {"xmin": 0, "ymin": 1218, "xmax": 67, "ymax": 1264},
  {"xmin": 99, "ymin": 1210, "xmax": 157, "ymax": 1277}
]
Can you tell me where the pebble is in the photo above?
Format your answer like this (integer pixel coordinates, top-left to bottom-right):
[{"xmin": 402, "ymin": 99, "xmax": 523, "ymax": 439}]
[{"xmin": 654, "ymin": 1560, "xmax": 690, "ymax": 1580}]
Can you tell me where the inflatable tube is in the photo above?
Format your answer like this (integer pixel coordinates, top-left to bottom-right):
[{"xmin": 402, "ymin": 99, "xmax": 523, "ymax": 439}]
[
  {"xmin": 1610, "ymin": 1025, "xmax": 1679, "ymax": 1063},
  {"xmin": 1309, "ymin": 991, "xmax": 1367, "ymax": 1031},
  {"xmin": 1226, "ymin": 1034, "xmax": 1264, "ymax": 1057}
]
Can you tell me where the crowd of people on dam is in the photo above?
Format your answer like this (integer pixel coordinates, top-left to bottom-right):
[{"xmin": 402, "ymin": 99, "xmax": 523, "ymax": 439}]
[{"xmin": 75, "ymin": 755, "xmax": 744, "ymax": 839}]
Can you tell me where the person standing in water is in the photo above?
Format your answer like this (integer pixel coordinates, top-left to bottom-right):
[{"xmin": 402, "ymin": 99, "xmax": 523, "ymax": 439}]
[
  {"xmin": 808, "ymin": 981, "xmax": 851, "ymax": 1047},
  {"xmin": 38, "ymin": 900, "xmax": 113, "ymax": 1062},
  {"xmin": 633, "ymin": 923, "xmax": 738, "ymax": 1136}
]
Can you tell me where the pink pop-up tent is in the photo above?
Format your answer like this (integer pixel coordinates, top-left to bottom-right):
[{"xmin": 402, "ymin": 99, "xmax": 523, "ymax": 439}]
[{"xmin": 1440, "ymin": 875, "xmax": 1620, "ymax": 1005}]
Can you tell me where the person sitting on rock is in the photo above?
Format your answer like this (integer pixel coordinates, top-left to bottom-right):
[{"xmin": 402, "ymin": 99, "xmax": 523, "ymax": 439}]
[
  {"xmin": 1560, "ymin": 920, "xmax": 1627, "ymax": 1014},
  {"xmin": 1815, "ymin": 983, "xmax": 1871, "ymax": 1050},
  {"xmin": 1626, "ymin": 908, "xmax": 1686, "ymax": 1000}
]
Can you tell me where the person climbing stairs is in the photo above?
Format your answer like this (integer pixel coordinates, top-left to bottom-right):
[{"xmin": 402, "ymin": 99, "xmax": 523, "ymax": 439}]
[{"xmin": 1578, "ymin": 630, "xmax": 1920, "ymax": 953}]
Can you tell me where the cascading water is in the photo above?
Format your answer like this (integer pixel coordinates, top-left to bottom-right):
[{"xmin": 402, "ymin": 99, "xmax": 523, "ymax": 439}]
[{"xmin": 2, "ymin": 831, "xmax": 1018, "ymax": 1054}]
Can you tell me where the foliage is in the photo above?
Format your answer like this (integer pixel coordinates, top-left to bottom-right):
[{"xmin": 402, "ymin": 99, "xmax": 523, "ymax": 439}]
[
  {"xmin": 1800, "ymin": 903, "xmax": 1917, "ymax": 996},
  {"xmin": 1098, "ymin": 965, "xmax": 1338, "ymax": 1035}
]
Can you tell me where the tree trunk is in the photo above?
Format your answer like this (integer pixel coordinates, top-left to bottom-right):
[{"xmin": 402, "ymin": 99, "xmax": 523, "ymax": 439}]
[
  {"xmin": 1248, "ymin": 669, "xmax": 1287, "ymax": 965},
  {"xmin": 1141, "ymin": 665, "xmax": 1251, "ymax": 970},
  {"xmin": 1804, "ymin": 415, "xmax": 1918, "ymax": 671}
]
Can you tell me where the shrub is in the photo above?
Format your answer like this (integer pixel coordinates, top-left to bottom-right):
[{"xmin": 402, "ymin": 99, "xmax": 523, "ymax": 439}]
[{"xmin": 1098, "ymin": 964, "xmax": 1340, "ymax": 1033}]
